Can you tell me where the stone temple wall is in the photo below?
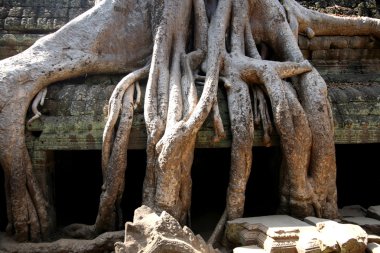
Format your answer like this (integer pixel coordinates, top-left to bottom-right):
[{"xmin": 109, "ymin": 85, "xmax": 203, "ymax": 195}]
[
  {"xmin": 0, "ymin": 0, "xmax": 379, "ymax": 60},
  {"xmin": 0, "ymin": 0, "xmax": 95, "ymax": 59}
]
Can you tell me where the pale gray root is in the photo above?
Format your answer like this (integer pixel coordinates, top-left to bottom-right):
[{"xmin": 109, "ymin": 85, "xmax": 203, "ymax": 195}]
[
  {"xmin": 97, "ymin": 66, "xmax": 149, "ymax": 234},
  {"xmin": 207, "ymin": 209, "xmax": 227, "ymax": 246},
  {"xmin": 114, "ymin": 206, "xmax": 219, "ymax": 253},
  {"xmin": 249, "ymin": 0, "xmax": 347, "ymax": 218},
  {"xmin": 204, "ymin": 1, "xmax": 314, "ymax": 244},
  {"xmin": 0, "ymin": 0, "xmax": 152, "ymax": 241},
  {"xmin": 0, "ymin": 231, "xmax": 124, "ymax": 253},
  {"xmin": 102, "ymin": 66, "xmax": 150, "ymax": 177},
  {"xmin": 282, "ymin": 0, "xmax": 380, "ymax": 40},
  {"xmin": 96, "ymin": 82, "xmax": 135, "ymax": 233},
  {"xmin": 27, "ymin": 88, "xmax": 47, "ymax": 124},
  {"xmin": 142, "ymin": 0, "xmax": 212, "ymax": 224}
]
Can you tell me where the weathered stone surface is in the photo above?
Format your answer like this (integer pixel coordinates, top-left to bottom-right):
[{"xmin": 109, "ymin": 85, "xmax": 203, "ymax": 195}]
[
  {"xmin": 304, "ymin": 217, "xmax": 332, "ymax": 226},
  {"xmin": 233, "ymin": 245, "xmax": 267, "ymax": 253},
  {"xmin": 115, "ymin": 205, "xmax": 219, "ymax": 253},
  {"xmin": 367, "ymin": 243, "xmax": 380, "ymax": 253},
  {"xmin": 226, "ymin": 215, "xmax": 319, "ymax": 253},
  {"xmin": 339, "ymin": 205, "xmax": 367, "ymax": 217},
  {"xmin": 342, "ymin": 217, "xmax": 380, "ymax": 235},
  {"xmin": 316, "ymin": 220, "xmax": 367, "ymax": 253},
  {"xmin": 368, "ymin": 206, "xmax": 380, "ymax": 221}
]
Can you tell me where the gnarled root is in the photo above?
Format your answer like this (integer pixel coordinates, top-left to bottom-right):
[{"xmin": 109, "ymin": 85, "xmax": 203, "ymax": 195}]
[
  {"xmin": 0, "ymin": 0, "xmax": 152, "ymax": 241},
  {"xmin": 142, "ymin": 0, "xmax": 211, "ymax": 224},
  {"xmin": 282, "ymin": 0, "xmax": 380, "ymax": 39},
  {"xmin": 250, "ymin": 0, "xmax": 341, "ymax": 218},
  {"xmin": 94, "ymin": 66, "xmax": 150, "ymax": 234}
]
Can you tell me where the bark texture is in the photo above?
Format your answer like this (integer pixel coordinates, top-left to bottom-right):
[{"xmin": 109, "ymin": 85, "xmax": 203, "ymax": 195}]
[{"xmin": 0, "ymin": 0, "xmax": 379, "ymax": 243}]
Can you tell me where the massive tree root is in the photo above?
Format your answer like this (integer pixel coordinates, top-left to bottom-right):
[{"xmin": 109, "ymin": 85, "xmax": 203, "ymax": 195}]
[
  {"xmin": 0, "ymin": 0, "xmax": 152, "ymax": 241},
  {"xmin": 0, "ymin": 0, "xmax": 379, "ymax": 243}
]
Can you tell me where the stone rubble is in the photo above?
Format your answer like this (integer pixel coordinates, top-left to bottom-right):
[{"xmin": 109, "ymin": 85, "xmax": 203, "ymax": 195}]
[{"xmin": 226, "ymin": 215, "xmax": 368, "ymax": 253}]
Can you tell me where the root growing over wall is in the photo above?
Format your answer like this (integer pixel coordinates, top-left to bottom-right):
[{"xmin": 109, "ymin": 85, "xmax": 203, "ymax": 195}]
[{"xmin": 0, "ymin": 0, "xmax": 379, "ymax": 243}]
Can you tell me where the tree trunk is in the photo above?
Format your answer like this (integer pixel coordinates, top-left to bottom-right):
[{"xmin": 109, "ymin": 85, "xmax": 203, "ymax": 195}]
[{"xmin": 0, "ymin": 0, "xmax": 379, "ymax": 242}]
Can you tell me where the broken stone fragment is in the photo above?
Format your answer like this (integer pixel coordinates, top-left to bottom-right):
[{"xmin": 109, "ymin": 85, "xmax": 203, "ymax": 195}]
[
  {"xmin": 304, "ymin": 217, "xmax": 339, "ymax": 253},
  {"xmin": 316, "ymin": 220, "xmax": 367, "ymax": 253},
  {"xmin": 225, "ymin": 215, "xmax": 320, "ymax": 253},
  {"xmin": 368, "ymin": 206, "xmax": 380, "ymax": 221},
  {"xmin": 115, "ymin": 205, "xmax": 219, "ymax": 253},
  {"xmin": 342, "ymin": 217, "xmax": 380, "ymax": 235},
  {"xmin": 339, "ymin": 205, "xmax": 367, "ymax": 217}
]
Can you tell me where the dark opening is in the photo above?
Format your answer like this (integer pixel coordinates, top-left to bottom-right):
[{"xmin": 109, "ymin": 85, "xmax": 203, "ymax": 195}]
[
  {"xmin": 54, "ymin": 151, "xmax": 102, "ymax": 227},
  {"xmin": 0, "ymin": 165, "xmax": 7, "ymax": 232},
  {"xmin": 1, "ymin": 143, "xmax": 374, "ymax": 236},
  {"xmin": 120, "ymin": 150, "xmax": 147, "ymax": 221},
  {"xmin": 54, "ymin": 150, "xmax": 147, "ymax": 228},
  {"xmin": 244, "ymin": 146, "xmax": 282, "ymax": 217},
  {"xmin": 336, "ymin": 143, "xmax": 380, "ymax": 209},
  {"xmin": 190, "ymin": 147, "xmax": 282, "ymax": 239},
  {"xmin": 191, "ymin": 148, "xmax": 230, "ymax": 239}
]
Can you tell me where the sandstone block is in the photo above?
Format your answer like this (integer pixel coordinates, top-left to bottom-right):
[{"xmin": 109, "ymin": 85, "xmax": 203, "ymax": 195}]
[
  {"xmin": 115, "ymin": 205, "xmax": 218, "ymax": 253},
  {"xmin": 316, "ymin": 221, "xmax": 367, "ymax": 253},
  {"xmin": 0, "ymin": 7, "xmax": 8, "ymax": 19},
  {"xmin": 226, "ymin": 215, "xmax": 320, "ymax": 253},
  {"xmin": 8, "ymin": 7, "xmax": 23, "ymax": 17},
  {"xmin": 340, "ymin": 205, "xmax": 367, "ymax": 217},
  {"xmin": 4, "ymin": 17, "xmax": 22, "ymax": 30},
  {"xmin": 304, "ymin": 217, "xmax": 331, "ymax": 226},
  {"xmin": 343, "ymin": 217, "xmax": 380, "ymax": 235},
  {"xmin": 368, "ymin": 206, "xmax": 380, "ymax": 221},
  {"xmin": 22, "ymin": 7, "xmax": 37, "ymax": 17}
]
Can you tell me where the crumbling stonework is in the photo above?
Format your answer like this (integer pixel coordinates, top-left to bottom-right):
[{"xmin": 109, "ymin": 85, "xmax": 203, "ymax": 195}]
[
  {"xmin": 115, "ymin": 206, "xmax": 219, "ymax": 253},
  {"xmin": 0, "ymin": 0, "xmax": 95, "ymax": 58}
]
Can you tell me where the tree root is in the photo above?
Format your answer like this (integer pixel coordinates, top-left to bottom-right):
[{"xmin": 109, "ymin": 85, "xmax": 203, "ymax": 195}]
[
  {"xmin": 27, "ymin": 88, "xmax": 47, "ymax": 124},
  {"xmin": 0, "ymin": 231, "xmax": 124, "ymax": 253},
  {"xmin": 2, "ymin": 0, "xmax": 379, "ymax": 244}
]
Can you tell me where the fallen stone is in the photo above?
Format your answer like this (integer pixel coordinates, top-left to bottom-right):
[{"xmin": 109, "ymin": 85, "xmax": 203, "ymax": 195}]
[
  {"xmin": 367, "ymin": 243, "xmax": 380, "ymax": 253},
  {"xmin": 368, "ymin": 206, "xmax": 380, "ymax": 221},
  {"xmin": 304, "ymin": 217, "xmax": 331, "ymax": 226},
  {"xmin": 339, "ymin": 205, "xmax": 367, "ymax": 217},
  {"xmin": 226, "ymin": 215, "xmax": 319, "ymax": 253},
  {"xmin": 342, "ymin": 217, "xmax": 380, "ymax": 235},
  {"xmin": 368, "ymin": 234, "xmax": 380, "ymax": 244},
  {"xmin": 233, "ymin": 245, "xmax": 266, "ymax": 253},
  {"xmin": 316, "ymin": 220, "xmax": 367, "ymax": 253},
  {"xmin": 114, "ymin": 205, "xmax": 219, "ymax": 253},
  {"xmin": 303, "ymin": 217, "xmax": 340, "ymax": 253}
]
